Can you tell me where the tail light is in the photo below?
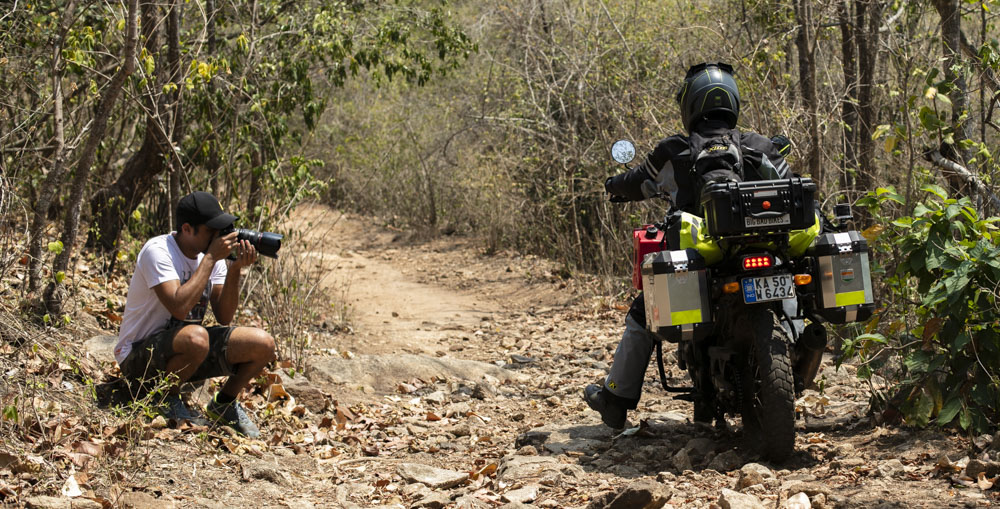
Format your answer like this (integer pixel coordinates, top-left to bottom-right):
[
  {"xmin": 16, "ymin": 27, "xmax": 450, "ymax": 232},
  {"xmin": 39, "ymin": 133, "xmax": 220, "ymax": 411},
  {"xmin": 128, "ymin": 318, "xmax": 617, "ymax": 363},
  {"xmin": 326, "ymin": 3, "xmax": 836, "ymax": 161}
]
[{"xmin": 742, "ymin": 255, "xmax": 773, "ymax": 270}]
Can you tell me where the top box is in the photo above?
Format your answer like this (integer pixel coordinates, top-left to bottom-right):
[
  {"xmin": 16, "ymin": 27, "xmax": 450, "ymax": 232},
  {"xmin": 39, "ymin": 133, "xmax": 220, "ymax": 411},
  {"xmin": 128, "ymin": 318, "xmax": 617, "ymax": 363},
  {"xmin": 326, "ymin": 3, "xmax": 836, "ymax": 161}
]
[{"xmin": 699, "ymin": 178, "xmax": 817, "ymax": 238}]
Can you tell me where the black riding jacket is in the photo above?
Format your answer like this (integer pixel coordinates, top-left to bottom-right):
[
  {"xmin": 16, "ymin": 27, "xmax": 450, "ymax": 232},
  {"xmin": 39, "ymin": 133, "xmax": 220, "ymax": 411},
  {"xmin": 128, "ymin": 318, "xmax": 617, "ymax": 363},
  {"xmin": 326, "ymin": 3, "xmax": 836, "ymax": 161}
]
[{"xmin": 606, "ymin": 121, "xmax": 791, "ymax": 213}]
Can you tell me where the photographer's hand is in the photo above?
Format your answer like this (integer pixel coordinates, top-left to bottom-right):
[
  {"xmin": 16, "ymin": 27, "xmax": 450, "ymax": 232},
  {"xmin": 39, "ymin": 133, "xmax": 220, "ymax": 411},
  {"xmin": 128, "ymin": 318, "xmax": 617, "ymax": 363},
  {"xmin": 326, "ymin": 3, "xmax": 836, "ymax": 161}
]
[
  {"xmin": 230, "ymin": 239, "xmax": 258, "ymax": 270},
  {"xmin": 208, "ymin": 231, "xmax": 239, "ymax": 262}
]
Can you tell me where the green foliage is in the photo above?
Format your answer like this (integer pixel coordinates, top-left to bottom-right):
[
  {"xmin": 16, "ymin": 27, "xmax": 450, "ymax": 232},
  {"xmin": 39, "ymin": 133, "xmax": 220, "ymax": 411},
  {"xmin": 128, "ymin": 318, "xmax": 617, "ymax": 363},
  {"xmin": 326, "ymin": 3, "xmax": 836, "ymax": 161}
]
[{"xmin": 854, "ymin": 186, "xmax": 1000, "ymax": 432}]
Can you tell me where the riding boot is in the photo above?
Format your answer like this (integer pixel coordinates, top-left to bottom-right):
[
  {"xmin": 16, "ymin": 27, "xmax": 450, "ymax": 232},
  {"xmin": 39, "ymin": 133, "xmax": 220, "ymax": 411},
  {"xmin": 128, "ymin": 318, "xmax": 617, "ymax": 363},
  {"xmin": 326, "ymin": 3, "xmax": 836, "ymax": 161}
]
[{"xmin": 604, "ymin": 312, "xmax": 656, "ymax": 404}]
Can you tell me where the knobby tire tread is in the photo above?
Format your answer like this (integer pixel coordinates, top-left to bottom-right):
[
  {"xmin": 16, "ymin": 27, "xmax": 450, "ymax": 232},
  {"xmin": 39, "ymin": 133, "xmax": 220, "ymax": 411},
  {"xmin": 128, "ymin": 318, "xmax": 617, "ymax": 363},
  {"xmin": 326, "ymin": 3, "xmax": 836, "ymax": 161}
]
[{"xmin": 743, "ymin": 308, "xmax": 796, "ymax": 462}]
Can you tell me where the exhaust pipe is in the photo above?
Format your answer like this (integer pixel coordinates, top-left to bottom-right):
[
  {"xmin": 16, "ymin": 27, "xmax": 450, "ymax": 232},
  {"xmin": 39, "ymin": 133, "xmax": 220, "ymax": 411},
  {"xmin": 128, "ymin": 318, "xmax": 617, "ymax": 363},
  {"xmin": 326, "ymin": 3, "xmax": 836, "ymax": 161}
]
[{"xmin": 794, "ymin": 323, "xmax": 827, "ymax": 391}]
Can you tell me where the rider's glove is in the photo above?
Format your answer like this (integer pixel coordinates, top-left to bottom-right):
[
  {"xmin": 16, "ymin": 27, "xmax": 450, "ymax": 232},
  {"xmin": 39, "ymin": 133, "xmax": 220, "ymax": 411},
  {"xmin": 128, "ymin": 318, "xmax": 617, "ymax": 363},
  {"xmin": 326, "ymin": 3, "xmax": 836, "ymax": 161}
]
[{"xmin": 606, "ymin": 177, "xmax": 628, "ymax": 202}]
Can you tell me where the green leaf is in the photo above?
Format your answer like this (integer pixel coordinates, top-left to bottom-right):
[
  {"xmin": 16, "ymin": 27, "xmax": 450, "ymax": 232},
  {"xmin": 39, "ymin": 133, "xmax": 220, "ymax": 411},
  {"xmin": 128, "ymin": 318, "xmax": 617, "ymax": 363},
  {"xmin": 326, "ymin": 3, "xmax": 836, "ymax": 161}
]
[
  {"xmin": 855, "ymin": 333, "xmax": 887, "ymax": 344},
  {"xmin": 904, "ymin": 351, "xmax": 932, "ymax": 373},
  {"xmin": 912, "ymin": 389, "xmax": 935, "ymax": 427},
  {"xmin": 1, "ymin": 405, "xmax": 17, "ymax": 422},
  {"xmin": 919, "ymin": 106, "xmax": 945, "ymax": 131},
  {"xmin": 47, "ymin": 241, "xmax": 64, "ymax": 254},
  {"xmin": 960, "ymin": 408, "xmax": 971, "ymax": 430},
  {"xmin": 872, "ymin": 124, "xmax": 891, "ymax": 140},
  {"xmin": 936, "ymin": 397, "xmax": 962, "ymax": 425},
  {"xmin": 55, "ymin": 271, "xmax": 65, "ymax": 284},
  {"xmin": 921, "ymin": 184, "xmax": 949, "ymax": 200}
]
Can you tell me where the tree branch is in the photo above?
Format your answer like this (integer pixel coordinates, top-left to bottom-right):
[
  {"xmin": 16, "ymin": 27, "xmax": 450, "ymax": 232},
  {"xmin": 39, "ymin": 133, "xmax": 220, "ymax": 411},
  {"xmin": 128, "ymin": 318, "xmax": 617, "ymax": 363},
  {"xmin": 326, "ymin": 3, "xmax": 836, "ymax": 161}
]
[{"xmin": 926, "ymin": 149, "xmax": 1000, "ymax": 210}]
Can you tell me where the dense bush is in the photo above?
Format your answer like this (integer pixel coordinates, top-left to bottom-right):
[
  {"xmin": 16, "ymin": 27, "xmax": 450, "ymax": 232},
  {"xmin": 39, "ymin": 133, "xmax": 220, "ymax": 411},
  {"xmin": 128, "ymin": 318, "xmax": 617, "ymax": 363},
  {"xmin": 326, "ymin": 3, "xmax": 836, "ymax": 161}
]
[{"xmin": 847, "ymin": 186, "xmax": 1000, "ymax": 432}]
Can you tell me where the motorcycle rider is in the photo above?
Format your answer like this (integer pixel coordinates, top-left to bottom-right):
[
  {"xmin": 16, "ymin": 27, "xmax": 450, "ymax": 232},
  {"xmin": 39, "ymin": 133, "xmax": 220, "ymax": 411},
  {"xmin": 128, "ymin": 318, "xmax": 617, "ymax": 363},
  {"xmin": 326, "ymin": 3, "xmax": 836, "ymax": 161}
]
[{"xmin": 584, "ymin": 62, "xmax": 792, "ymax": 428}]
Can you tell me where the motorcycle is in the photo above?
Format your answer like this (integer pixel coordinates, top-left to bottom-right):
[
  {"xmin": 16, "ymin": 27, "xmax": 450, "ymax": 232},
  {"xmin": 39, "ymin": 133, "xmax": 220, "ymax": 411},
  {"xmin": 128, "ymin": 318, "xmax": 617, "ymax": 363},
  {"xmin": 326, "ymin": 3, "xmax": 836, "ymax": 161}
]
[{"xmin": 610, "ymin": 139, "xmax": 875, "ymax": 461}]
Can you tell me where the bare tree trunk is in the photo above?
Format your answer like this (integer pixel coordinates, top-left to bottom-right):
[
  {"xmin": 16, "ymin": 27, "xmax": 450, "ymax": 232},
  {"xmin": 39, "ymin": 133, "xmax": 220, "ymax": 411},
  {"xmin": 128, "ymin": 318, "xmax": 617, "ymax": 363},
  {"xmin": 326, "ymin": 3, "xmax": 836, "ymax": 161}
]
[
  {"xmin": 167, "ymin": 0, "xmax": 184, "ymax": 231},
  {"xmin": 28, "ymin": 1, "xmax": 77, "ymax": 293},
  {"xmin": 932, "ymin": 0, "xmax": 970, "ymax": 195},
  {"xmin": 206, "ymin": 0, "xmax": 221, "ymax": 196},
  {"xmin": 794, "ymin": 0, "xmax": 821, "ymax": 184},
  {"xmin": 88, "ymin": 2, "xmax": 171, "ymax": 253},
  {"xmin": 854, "ymin": 0, "xmax": 881, "ymax": 196},
  {"xmin": 44, "ymin": 0, "xmax": 140, "ymax": 313},
  {"xmin": 838, "ymin": 0, "xmax": 859, "ymax": 191}
]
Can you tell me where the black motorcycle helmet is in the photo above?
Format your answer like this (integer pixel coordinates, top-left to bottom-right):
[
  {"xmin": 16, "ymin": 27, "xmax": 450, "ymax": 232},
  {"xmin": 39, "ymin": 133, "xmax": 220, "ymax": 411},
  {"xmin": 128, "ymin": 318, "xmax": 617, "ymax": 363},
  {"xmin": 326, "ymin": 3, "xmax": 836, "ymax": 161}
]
[{"xmin": 675, "ymin": 62, "xmax": 741, "ymax": 133}]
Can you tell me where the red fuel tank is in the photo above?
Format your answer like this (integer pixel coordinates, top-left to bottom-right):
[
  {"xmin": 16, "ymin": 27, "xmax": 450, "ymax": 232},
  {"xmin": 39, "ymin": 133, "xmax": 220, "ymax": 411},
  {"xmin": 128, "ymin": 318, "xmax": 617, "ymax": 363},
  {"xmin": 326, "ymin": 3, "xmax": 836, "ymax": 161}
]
[{"xmin": 632, "ymin": 225, "xmax": 666, "ymax": 290}]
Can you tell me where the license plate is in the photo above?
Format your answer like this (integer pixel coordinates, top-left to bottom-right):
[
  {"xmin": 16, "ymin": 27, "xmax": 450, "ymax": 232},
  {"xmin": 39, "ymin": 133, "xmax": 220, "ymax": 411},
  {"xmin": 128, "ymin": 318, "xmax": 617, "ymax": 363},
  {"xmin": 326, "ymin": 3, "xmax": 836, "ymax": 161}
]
[
  {"xmin": 742, "ymin": 274, "xmax": 795, "ymax": 303},
  {"xmin": 745, "ymin": 214, "xmax": 790, "ymax": 228}
]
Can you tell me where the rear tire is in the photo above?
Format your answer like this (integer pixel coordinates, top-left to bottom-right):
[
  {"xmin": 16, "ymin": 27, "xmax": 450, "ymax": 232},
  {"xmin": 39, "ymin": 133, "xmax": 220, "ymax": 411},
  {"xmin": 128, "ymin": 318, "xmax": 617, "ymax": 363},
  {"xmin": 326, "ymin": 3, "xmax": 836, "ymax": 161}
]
[{"xmin": 740, "ymin": 308, "xmax": 796, "ymax": 462}]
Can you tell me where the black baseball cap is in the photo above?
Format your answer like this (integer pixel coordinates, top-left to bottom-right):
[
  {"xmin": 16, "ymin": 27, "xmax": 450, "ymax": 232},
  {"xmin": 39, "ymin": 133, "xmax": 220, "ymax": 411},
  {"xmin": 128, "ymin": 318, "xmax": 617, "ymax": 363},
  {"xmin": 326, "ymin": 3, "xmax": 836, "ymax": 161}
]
[{"xmin": 176, "ymin": 191, "xmax": 238, "ymax": 230}]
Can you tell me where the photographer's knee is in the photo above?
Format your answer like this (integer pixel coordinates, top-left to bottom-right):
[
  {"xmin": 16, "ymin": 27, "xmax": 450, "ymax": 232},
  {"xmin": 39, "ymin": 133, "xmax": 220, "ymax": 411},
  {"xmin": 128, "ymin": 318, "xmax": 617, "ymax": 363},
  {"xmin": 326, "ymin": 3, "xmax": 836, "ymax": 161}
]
[
  {"xmin": 249, "ymin": 328, "xmax": 276, "ymax": 362},
  {"xmin": 261, "ymin": 330, "xmax": 276, "ymax": 362},
  {"xmin": 177, "ymin": 326, "xmax": 210, "ymax": 358}
]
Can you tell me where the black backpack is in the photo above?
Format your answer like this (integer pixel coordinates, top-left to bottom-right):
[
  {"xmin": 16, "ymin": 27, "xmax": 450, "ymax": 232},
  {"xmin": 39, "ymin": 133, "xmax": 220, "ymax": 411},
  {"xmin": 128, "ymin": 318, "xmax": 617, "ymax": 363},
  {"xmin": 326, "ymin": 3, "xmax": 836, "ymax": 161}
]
[{"xmin": 688, "ymin": 129, "xmax": 744, "ymax": 190}]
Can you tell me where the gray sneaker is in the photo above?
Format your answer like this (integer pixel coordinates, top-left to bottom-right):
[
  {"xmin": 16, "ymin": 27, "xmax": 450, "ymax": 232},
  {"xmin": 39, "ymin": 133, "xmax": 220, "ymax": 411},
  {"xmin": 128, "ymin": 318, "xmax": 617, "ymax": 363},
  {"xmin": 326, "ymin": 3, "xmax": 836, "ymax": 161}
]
[
  {"xmin": 205, "ymin": 394, "xmax": 260, "ymax": 438},
  {"xmin": 161, "ymin": 394, "xmax": 209, "ymax": 426}
]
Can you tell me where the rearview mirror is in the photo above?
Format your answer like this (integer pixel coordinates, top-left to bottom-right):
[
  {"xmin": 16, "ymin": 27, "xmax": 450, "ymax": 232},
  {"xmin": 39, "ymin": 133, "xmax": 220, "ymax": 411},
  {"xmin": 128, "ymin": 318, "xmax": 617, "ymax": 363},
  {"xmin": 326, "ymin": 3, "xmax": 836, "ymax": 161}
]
[{"xmin": 611, "ymin": 140, "xmax": 635, "ymax": 164}]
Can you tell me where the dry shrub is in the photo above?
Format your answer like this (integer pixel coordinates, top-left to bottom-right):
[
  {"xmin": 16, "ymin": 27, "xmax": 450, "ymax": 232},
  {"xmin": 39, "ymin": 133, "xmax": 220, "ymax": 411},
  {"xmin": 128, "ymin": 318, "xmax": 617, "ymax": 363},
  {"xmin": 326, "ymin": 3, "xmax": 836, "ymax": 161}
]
[{"xmin": 243, "ymin": 209, "xmax": 351, "ymax": 372}]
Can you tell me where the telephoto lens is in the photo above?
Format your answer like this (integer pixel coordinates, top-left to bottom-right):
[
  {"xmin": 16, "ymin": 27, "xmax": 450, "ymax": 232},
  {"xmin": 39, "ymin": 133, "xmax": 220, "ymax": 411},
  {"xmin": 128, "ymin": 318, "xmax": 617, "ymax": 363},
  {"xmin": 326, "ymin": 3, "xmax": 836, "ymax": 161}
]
[{"xmin": 220, "ymin": 226, "xmax": 283, "ymax": 258}]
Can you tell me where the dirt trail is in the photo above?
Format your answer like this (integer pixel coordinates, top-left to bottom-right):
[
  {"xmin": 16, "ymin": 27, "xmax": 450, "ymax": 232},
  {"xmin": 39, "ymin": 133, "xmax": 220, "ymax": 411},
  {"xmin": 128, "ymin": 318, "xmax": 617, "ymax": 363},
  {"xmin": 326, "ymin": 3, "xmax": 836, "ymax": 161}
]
[{"xmin": 112, "ymin": 205, "xmax": 995, "ymax": 508}]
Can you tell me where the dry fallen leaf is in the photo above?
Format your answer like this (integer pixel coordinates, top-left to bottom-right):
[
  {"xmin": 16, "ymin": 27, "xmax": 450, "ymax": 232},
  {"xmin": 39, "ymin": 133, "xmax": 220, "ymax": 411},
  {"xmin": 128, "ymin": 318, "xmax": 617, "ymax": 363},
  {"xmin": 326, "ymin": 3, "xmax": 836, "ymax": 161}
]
[
  {"xmin": 977, "ymin": 472, "xmax": 994, "ymax": 490},
  {"xmin": 268, "ymin": 384, "xmax": 290, "ymax": 402},
  {"xmin": 61, "ymin": 472, "xmax": 83, "ymax": 498}
]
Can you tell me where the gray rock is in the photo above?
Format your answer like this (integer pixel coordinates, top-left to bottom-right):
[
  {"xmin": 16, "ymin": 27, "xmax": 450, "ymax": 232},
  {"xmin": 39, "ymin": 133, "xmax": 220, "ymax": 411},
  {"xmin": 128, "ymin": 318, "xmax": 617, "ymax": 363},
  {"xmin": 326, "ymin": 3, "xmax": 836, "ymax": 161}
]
[
  {"xmin": 515, "ymin": 445, "xmax": 538, "ymax": 456},
  {"xmin": 784, "ymin": 492, "xmax": 812, "ymax": 509},
  {"xmin": 412, "ymin": 491, "xmax": 452, "ymax": 509},
  {"xmin": 83, "ymin": 335, "xmax": 117, "ymax": 362},
  {"xmin": 707, "ymin": 449, "xmax": 743, "ymax": 472},
  {"xmin": 648, "ymin": 411, "xmax": 689, "ymax": 425},
  {"xmin": 497, "ymin": 455, "xmax": 563, "ymax": 483},
  {"xmin": 24, "ymin": 497, "xmax": 102, "ymax": 509},
  {"xmin": 990, "ymin": 431, "xmax": 1000, "ymax": 451},
  {"xmin": 245, "ymin": 461, "xmax": 290, "ymax": 486},
  {"xmin": 672, "ymin": 447, "xmax": 694, "ymax": 471},
  {"xmin": 472, "ymin": 381, "xmax": 497, "ymax": 400},
  {"xmin": 424, "ymin": 390, "xmax": 447, "ymax": 404},
  {"xmin": 24, "ymin": 497, "xmax": 70, "ymax": 509},
  {"xmin": 501, "ymin": 484, "xmax": 540, "ymax": 504},
  {"xmin": 276, "ymin": 371, "xmax": 328, "ymax": 412},
  {"xmin": 685, "ymin": 437, "xmax": 715, "ymax": 456},
  {"xmin": 876, "ymin": 458, "xmax": 905, "ymax": 479},
  {"xmin": 966, "ymin": 459, "xmax": 1000, "ymax": 478},
  {"xmin": 778, "ymin": 482, "xmax": 830, "ymax": 498},
  {"xmin": 310, "ymin": 354, "xmax": 524, "ymax": 392},
  {"xmin": 589, "ymin": 479, "xmax": 672, "ymax": 509},
  {"xmin": 71, "ymin": 500, "xmax": 103, "ymax": 509},
  {"xmin": 454, "ymin": 495, "xmax": 491, "ymax": 509},
  {"xmin": 117, "ymin": 492, "xmax": 177, "ymax": 509},
  {"xmin": 402, "ymin": 483, "xmax": 433, "ymax": 499},
  {"xmin": 719, "ymin": 488, "xmax": 766, "ymax": 509},
  {"xmin": 736, "ymin": 463, "xmax": 778, "ymax": 491},
  {"xmin": 609, "ymin": 464, "xmax": 641, "ymax": 477},
  {"xmin": 396, "ymin": 463, "xmax": 469, "ymax": 489},
  {"xmin": 498, "ymin": 503, "xmax": 534, "ymax": 509},
  {"xmin": 514, "ymin": 423, "xmax": 611, "ymax": 456}
]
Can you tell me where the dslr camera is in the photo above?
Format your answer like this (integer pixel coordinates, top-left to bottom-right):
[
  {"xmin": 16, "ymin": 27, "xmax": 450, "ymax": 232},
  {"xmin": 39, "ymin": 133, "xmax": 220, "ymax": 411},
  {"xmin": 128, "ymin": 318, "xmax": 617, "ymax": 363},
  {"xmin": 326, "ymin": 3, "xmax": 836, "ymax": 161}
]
[{"xmin": 219, "ymin": 226, "xmax": 283, "ymax": 258}]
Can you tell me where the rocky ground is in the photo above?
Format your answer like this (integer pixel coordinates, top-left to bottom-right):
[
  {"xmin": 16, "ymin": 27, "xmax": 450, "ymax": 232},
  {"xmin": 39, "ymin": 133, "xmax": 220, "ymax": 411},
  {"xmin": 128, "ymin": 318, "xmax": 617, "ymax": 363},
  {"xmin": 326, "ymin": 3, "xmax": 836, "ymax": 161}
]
[{"xmin": 3, "ymin": 204, "xmax": 1000, "ymax": 508}]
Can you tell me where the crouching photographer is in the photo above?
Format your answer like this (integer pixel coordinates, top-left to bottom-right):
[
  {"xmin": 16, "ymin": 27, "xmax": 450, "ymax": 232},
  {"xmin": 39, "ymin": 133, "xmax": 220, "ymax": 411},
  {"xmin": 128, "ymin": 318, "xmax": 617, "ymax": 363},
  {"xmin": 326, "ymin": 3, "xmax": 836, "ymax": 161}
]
[{"xmin": 113, "ymin": 191, "xmax": 278, "ymax": 437}]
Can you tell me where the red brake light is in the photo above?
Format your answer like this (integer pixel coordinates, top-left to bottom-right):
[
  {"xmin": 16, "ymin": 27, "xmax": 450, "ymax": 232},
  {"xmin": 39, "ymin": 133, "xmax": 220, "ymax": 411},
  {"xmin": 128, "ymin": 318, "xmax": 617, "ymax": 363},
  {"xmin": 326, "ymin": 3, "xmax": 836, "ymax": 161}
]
[{"xmin": 742, "ymin": 255, "xmax": 773, "ymax": 270}]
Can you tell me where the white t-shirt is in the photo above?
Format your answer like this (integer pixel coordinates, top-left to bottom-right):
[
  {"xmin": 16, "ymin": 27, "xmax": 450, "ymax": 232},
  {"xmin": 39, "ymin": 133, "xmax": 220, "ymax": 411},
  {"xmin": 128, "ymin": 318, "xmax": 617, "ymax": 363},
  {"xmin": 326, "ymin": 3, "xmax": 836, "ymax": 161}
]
[{"xmin": 115, "ymin": 233, "xmax": 227, "ymax": 363}]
